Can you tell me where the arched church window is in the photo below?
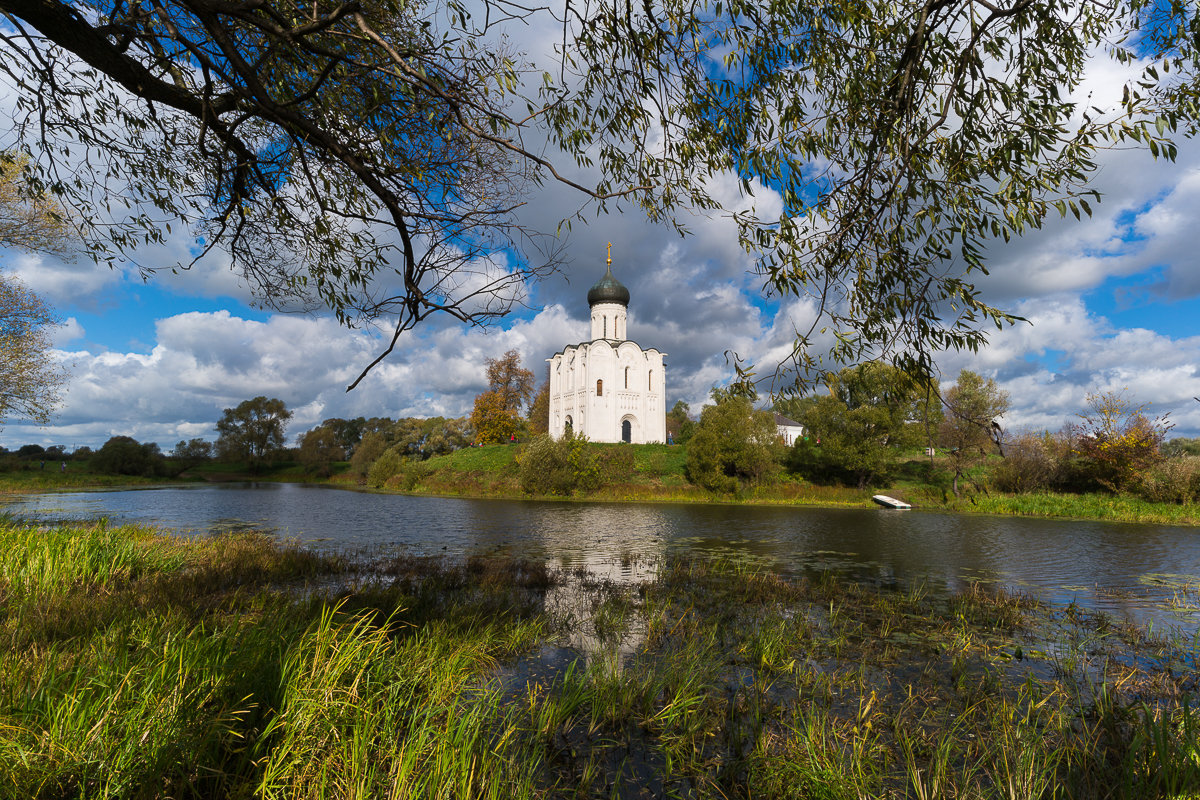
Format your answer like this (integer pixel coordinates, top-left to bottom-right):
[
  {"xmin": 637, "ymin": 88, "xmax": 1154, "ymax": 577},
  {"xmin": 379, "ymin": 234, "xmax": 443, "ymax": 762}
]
[
  {"xmin": 596, "ymin": 379, "xmax": 603, "ymax": 396},
  {"xmin": 603, "ymin": 317, "xmax": 607, "ymax": 338},
  {"xmin": 648, "ymin": 370, "xmax": 653, "ymax": 390},
  {"xmin": 624, "ymin": 366, "xmax": 629, "ymax": 388}
]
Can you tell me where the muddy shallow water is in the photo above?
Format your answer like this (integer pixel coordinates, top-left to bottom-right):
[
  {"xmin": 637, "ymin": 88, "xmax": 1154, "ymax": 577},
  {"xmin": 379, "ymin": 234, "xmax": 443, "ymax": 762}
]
[{"xmin": 6, "ymin": 482, "xmax": 1199, "ymax": 629}]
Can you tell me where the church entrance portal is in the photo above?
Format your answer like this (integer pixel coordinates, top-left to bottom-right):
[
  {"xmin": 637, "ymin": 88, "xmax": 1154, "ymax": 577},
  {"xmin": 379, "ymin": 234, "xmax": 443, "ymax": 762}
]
[{"xmin": 621, "ymin": 419, "xmax": 632, "ymax": 443}]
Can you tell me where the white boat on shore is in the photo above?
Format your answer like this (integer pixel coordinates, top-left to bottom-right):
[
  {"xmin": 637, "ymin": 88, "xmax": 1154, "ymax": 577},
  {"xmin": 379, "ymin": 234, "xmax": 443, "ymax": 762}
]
[{"xmin": 872, "ymin": 494, "xmax": 912, "ymax": 510}]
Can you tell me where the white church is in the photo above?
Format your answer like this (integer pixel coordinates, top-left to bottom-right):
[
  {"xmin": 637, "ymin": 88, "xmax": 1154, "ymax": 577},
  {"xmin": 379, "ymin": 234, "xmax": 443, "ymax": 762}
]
[{"xmin": 547, "ymin": 248, "xmax": 667, "ymax": 443}]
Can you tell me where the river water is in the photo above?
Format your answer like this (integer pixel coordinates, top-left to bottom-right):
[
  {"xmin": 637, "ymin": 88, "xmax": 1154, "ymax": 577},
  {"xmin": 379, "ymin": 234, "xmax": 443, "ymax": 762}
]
[{"xmin": 6, "ymin": 482, "xmax": 1199, "ymax": 630}]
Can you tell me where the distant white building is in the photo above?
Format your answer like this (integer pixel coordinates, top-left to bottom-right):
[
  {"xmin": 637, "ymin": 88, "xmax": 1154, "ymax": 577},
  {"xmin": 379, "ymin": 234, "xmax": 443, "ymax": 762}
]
[
  {"xmin": 547, "ymin": 249, "xmax": 667, "ymax": 443},
  {"xmin": 774, "ymin": 413, "xmax": 805, "ymax": 446}
]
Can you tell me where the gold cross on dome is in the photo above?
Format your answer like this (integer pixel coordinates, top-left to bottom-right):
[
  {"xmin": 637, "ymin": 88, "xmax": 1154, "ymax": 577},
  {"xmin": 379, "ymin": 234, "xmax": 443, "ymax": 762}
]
[{"xmin": 606, "ymin": 242, "xmax": 612, "ymax": 265}]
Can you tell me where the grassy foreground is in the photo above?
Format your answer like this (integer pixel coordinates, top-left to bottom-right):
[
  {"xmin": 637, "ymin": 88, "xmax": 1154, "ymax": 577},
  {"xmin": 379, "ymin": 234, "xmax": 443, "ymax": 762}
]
[{"xmin": 2, "ymin": 519, "xmax": 1199, "ymax": 798}]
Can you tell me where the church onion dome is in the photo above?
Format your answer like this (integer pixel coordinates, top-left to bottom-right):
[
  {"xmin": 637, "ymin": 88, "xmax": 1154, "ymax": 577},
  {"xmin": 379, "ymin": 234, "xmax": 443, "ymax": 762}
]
[{"xmin": 587, "ymin": 263, "xmax": 630, "ymax": 307}]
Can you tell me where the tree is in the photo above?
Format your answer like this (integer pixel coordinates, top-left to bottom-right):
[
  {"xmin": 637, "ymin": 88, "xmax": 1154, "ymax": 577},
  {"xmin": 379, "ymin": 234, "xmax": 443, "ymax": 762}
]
[
  {"xmin": 550, "ymin": 0, "xmax": 1196, "ymax": 390},
  {"xmin": 2, "ymin": 1, "xmax": 1192, "ymax": 389},
  {"xmin": 215, "ymin": 396, "xmax": 291, "ymax": 466},
  {"xmin": 486, "ymin": 350, "xmax": 535, "ymax": 415},
  {"xmin": 298, "ymin": 427, "xmax": 345, "ymax": 477},
  {"xmin": 391, "ymin": 416, "xmax": 471, "ymax": 459},
  {"xmin": 316, "ymin": 418, "xmax": 367, "ymax": 457},
  {"xmin": 1071, "ymin": 390, "xmax": 1171, "ymax": 492},
  {"xmin": 0, "ymin": 274, "xmax": 66, "ymax": 426},
  {"xmin": 665, "ymin": 400, "xmax": 696, "ymax": 445},
  {"xmin": 1, "ymin": 155, "xmax": 73, "ymax": 427},
  {"xmin": 1, "ymin": 152, "xmax": 75, "ymax": 257},
  {"xmin": 0, "ymin": 0, "xmax": 602, "ymax": 388},
  {"xmin": 790, "ymin": 363, "xmax": 928, "ymax": 488},
  {"xmin": 422, "ymin": 417, "xmax": 472, "ymax": 457},
  {"xmin": 471, "ymin": 350, "xmax": 533, "ymax": 444},
  {"xmin": 773, "ymin": 396, "xmax": 821, "ymax": 430},
  {"xmin": 349, "ymin": 430, "xmax": 389, "ymax": 479},
  {"xmin": 172, "ymin": 438, "xmax": 213, "ymax": 469},
  {"xmin": 938, "ymin": 370, "xmax": 1011, "ymax": 496},
  {"xmin": 685, "ymin": 393, "xmax": 781, "ymax": 494},
  {"xmin": 1164, "ymin": 438, "xmax": 1200, "ymax": 458},
  {"xmin": 92, "ymin": 435, "xmax": 163, "ymax": 476},
  {"xmin": 472, "ymin": 390, "xmax": 520, "ymax": 445},
  {"xmin": 16, "ymin": 443, "xmax": 44, "ymax": 459},
  {"xmin": 528, "ymin": 377, "xmax": 550, "ymax": 437}
]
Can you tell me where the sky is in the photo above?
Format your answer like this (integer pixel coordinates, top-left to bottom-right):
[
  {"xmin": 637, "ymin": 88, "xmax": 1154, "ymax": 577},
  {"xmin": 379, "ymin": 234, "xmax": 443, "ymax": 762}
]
[{"xmin": 1, "ymin": 19, "xmax": 1199, "ymax": 451}]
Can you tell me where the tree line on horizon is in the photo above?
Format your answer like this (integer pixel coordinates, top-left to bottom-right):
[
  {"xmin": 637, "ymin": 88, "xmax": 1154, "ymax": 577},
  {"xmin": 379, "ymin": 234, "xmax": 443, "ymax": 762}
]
[{"xmin": 2, "ymin": 342, "xmax": 1198, "ymax": 505}]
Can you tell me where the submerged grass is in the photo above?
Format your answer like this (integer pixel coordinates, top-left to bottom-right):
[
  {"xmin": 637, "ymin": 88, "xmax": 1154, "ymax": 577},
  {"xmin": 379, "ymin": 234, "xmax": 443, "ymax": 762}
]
[{"xmin": 2, "ymin": 520, "xmax": 1198, "ymax": 798}]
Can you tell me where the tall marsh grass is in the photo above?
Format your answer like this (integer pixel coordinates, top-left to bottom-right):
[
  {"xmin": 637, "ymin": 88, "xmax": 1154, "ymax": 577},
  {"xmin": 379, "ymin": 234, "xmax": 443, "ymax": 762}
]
[
  {"xmin": 1, "ymin": 520, "xmax": 1197, "ymax": 798},
  {"xmin": 970, "ymin": 492, "xmax": 1200, "ymax": 525}
]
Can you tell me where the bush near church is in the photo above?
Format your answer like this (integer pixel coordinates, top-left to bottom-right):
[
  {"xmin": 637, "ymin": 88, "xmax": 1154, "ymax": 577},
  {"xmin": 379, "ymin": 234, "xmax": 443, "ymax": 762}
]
[
  {"xmin": 685, "ymin": 394, "xmax": 781, "ymax": 494},
  {"xmin": 517, "ymin": 434, "xmax": 634, "ymax": 496}
]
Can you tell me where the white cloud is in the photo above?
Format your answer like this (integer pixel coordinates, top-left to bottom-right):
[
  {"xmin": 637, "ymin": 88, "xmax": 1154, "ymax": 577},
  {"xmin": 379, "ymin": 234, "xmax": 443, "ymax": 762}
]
[
  {"xmin": 0, "ymin": 304, "xmax": 608, "ymax": 448},
  {"xmin": 1, "ymin": 250, "xmax": 125, "ymax": 310},
  {"xmin": 49, "ymin": 317, "xmax": 86, "ymax": 347},
  {"xmin": 937, "ymin": 296, "xmax": 1200, "ymax": 437}
]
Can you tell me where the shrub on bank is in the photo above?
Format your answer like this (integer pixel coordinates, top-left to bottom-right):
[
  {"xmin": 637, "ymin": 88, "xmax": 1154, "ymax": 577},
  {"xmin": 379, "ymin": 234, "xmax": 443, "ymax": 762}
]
[
  {"xmin": 366, "ymin": 449, "xmax": 406, "ymax": 488},
  {"xmin": 785, "ymin": 438, "xmax": 859, "ymax": 486},
  {"xmin": 990, "ymin": 433, "xmax": 1058, "ymax": 493},
  {"xmin": 990, "ymin": 431, "xmax": 1099, "ymax": 494},
  {"xmin": 1134, "ymin": 456, "xmax": 1200, "ymax": 505},
  {"xmin": 516, "ymin": 434, "xmax": 634, "ymax": 496},
  {"xmin": 384, "ymin": 460, "xmax": 432, "ymax": 491},
  {"xmin": 686, "ymin": 396, "xmax": 782, "ymax": 494},
  {"xmin": 517, "ymin": 435, "xmax": 576, "ymax": 495},
  {"xmin": 350, "ymin": 430, "xmax": 389, "ymax": 479}
]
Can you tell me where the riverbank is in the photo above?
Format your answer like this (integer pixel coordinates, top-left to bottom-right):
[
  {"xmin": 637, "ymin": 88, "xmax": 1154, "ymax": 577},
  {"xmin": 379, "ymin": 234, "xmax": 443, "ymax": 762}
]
[
  {"xmin": 0, "ymin": 468, "xmax": 179, "ymax": 493},
  {"xmin": 3, "ymin": 445, "xmax": 1197, "ymax": 526},
  {"xmin": 363, "ymin": 444, "xmax": 1200, "ymax": 526},
  {"xmin": 2, "ymin": 519, "xmax": 1196, "ymax": 798}
]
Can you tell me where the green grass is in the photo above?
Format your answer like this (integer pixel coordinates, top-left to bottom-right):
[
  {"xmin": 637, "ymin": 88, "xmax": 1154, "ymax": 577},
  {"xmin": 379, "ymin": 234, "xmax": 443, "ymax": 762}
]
[
  {"xmin": 8, "ymin": 442, "xmax": 1191, "ymax": 528},
  {"xmin": 425, "ymin": 444, "xmax": 520, "ymax": 472},
  {"xmin": 0, "ymin": 466, "xmax": 170, "ymax": 492},
  {"xmin": 1, "ymin": 520, "xmax": 1198, "ymax": 797},
  {"xmin": 369, "ymin": 443, "xmax": 1200, "ymax": 526},
  {"xmin": 966, "ymin": 491, "xmax": 1200, "ymax": 525}
]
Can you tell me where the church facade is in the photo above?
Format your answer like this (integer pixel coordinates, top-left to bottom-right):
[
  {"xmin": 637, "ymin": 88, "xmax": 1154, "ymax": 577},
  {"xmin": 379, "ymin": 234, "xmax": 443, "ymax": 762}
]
[{"xmin": 547, "ymin": 253, "xmax": 666, "ymax": 444}]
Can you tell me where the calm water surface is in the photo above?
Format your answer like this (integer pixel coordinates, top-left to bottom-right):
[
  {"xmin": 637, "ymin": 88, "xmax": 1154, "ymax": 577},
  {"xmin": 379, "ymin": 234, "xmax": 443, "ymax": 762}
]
[{"xmin": 6, "ymin": 483, "xmax": 1199, "ymax": 629}]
